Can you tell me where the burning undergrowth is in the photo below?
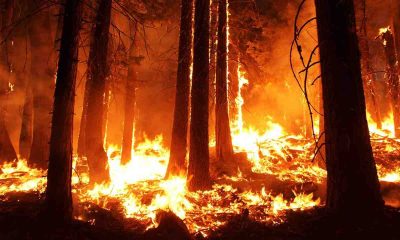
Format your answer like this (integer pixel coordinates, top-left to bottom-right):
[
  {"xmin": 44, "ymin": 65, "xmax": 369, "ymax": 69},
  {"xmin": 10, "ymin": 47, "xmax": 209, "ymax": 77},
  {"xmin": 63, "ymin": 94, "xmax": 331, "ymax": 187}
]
[{"xmin": 0, "ymin": 115, "xmax": 399, "ymax": 237}]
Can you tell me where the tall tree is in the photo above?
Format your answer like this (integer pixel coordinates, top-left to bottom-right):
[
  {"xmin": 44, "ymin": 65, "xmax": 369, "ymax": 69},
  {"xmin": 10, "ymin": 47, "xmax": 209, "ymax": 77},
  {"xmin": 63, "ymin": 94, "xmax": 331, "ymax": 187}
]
[
  {"xmin": 380, "ymin": 29, "xmax": 400, "ymax": 137},
  {"xmin": 314, "ymin": 0, "xmax": 383, "ymax": 216},
  {"xmin": 0, "ymin": 0, "xmax": 17, "ymax": 163},
  {"xmin": 85, "ymin": 0, "xmax": 112, "ymax": 184},
  {"xmin": 188, "ymin": 0, "xmax": 211, "ymax": 190},
  {"xmin": 392, "ymin": 0, "xmax": 400, "ymax": 62},
  {"xmin": 354, "ymin": 0, "xmax": 382, "ymax": 129},
  {"xmin": 121, "ymin": 24, "xmax": 137, "ymax": 165},
  {"xmin": 19, "ymin": 84, "xmax": 33, "ymax": 160},
  {"xmin": 215, "ymin": 0, "xmax": 235, "ymax": 175},
  {"xmin": 27, "ymin": 0, "xmax": 56, "ymax": 169},
  {"xmin": 43, "ymin": 0, "xmax": 82, "ymax": 223},
  {"xmin": 165, "ymin": 0, "xmax": 193, "ymax": 178}
]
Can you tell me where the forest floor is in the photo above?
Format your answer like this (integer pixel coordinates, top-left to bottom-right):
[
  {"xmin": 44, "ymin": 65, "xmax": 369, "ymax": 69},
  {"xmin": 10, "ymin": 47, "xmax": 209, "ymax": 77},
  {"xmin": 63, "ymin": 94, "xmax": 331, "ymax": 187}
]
[{"xmin": 1, "ymin": 192, "xmax": 400, "ymax": 240}]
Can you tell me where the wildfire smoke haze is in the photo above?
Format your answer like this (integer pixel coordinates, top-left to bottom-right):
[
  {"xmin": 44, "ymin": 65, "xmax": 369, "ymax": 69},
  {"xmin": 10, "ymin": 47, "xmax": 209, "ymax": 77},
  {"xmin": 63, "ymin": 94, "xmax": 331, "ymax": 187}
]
[{"xmin": 0, "ymin": 0, "xmax": 400, "ymax": 239}]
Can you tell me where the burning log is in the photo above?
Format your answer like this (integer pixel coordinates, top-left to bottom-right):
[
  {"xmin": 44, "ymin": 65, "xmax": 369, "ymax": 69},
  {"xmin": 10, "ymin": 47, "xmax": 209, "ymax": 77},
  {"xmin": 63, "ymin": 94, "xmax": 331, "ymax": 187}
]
[
  {"xmin": 379, "ymin": 28, "xmax": 400, "ymax": 138},
  {"xmin": 144, "ymin": 210, "xmax": 192, "ymax": 240}
]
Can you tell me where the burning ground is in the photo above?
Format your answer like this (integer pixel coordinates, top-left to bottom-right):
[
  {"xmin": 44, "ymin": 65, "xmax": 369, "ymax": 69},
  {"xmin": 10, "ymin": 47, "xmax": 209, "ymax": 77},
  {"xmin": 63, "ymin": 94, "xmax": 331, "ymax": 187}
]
[{"xmin": 0, "ymin": 113, "xmax": 400, "ymax": 239}]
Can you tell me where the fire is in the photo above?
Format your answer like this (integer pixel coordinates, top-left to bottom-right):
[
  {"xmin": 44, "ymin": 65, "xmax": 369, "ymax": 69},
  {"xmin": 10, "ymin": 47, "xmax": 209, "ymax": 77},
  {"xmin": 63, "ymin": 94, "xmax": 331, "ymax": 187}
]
[{"xmin": 1, "ymin": 67, "xmax": 400, "ymax": 236}]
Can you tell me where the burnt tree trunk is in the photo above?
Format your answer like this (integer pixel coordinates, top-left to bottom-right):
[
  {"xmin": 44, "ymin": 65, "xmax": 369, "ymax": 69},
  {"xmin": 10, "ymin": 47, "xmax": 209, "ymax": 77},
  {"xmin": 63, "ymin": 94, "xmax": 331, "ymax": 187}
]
[
  {"xmin": 77, "ymin": 78, "xmax": 89, "ymax": 157},
  {"xmin": 354, "ymin": 0, "xmax": 382, "ymax": 128},
  {"xmin": 380, "ymin": 29, "xmax": 400, "ymax": 137},
  {"xmin": 165, "ymin": 0, "xmax": 193, "ymax": 178},
  {"xmin": 85, "ymin": 0, "xmax": 112, "ymax": 184},
  {"xmin": 188, "ymin": 0, "xmax": 211, "ymax": 190},
  {"xmin": 19, "ymin": 84, "xmax": 33, "ymax": 160},
  {"xmin": 208, "ymin": 0, "xmax": 218, "ymax": 141},
  {"xmin": 215, "ymin": 0, "xmax": 235, "ymax": 175},
  {"xmin": 121, "ymin": 27, "xmax": 137, "ymax": 165},
  {"xmin": 0, "ymin": 0, "xmax": 17, "ymax": 163},
  {"xmin": 43, "ymin": 0, "xmax": 82, "ymax": 223},
  {"xmin": 314, "ymin": 0, "xmax": 383, "ymax": 217},
  {"xmin": 27, "ymin": 0, "xmax": 56, "ymax": 169}
]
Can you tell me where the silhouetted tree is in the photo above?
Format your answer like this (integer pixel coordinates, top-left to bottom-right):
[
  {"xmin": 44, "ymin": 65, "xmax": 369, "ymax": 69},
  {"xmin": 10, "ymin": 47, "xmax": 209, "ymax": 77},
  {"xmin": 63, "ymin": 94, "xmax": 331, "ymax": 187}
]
[
  {"xmin": 314, "ymin": 0, "xmax": 383, "ymax": 217},
  {"xmin": 85, "ymin": 0, "xmax": 112, "ymax": 184},
  {"xmin": 165, "ymin": 0, "xmax": 193, "ymax": 178},
  {"xmin": 43, "ymin": 0, "xmax": 82, "ymax": 223},
  {"xmin": 188, "ymin": 0, "xmax": 211, "ymax": 190},
  {"xmin": 0, "ymin": 0, "xmax": 17, "ymax": 163},
  {"xmin": 27, "ymin": 0, "xmax": 56, "ymax": 169},
  {"xmin": 121, "ymin": 24, "xmax": 138, "ymax": 164},
  {"xmin": 215, "ymin": 0, "xmax": 235, "ymax": 175}
]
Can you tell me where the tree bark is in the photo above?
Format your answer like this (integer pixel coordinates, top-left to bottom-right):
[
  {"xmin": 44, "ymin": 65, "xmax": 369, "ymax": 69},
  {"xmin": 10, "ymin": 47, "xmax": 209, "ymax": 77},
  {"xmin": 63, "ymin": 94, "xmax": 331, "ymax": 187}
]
[
  {"xmin": 27, "ymin": 0, "xmax": 56, "ymax": 169},
  {"xmin": 380, "ymin": 29, "xmax": 400, "ymax": 137},
  {"xmin": 215, "ymin": 0, "xmax": 235, "ymax": 175},
  {"xmin": 354, "ymin": 0, "xmax": 382, "ymax": 129},
  {"xmin": 208, "ymin": 0, "xmax": 218, "ymax": 141},
  {"xmin": 43, "ymin": 0, "xmax": 82, "ymax": 223},
  {"xmin": 85, "ymin": 0, "xmax": 112, "ymax": 184},
  {"xmin": 121, "ymin": 27, "xmax": 137, "ymax": 165},
  {"xmin": 188, "ymin": 0, "xmax": 211, "ymax": 190},
  {"xmin": 165, "ymin": 0, "xmax": 193, "ymax": 178},
  {"xmin": 314, "ymin": 0, "xmax": 383, "ymax": 217}
]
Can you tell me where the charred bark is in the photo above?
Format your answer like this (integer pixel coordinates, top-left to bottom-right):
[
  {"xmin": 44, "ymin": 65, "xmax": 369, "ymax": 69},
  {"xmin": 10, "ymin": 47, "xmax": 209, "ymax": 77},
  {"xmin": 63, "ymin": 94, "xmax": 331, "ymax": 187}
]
[
  {"xmin": 215, "ymin": 0, "xmax": 235, "ymax": 175},
  {"xmin": 27, "ymin": 0, "xmax": 56, "ymax": 169},
  {"xmin": 380, "ymin": 29, "xmax": 400, "ymax": 137},
  {"xmin": 354, "ymin": 0, "xmax": 382, "ymax": 129},
  {"xmin": 208, "ymin": 0, "xmax": 218, "ymax": 141},
  {"xmin": 43, "ymin": 0, "xmax": 82, "ymax": 223},
  {"xmin": 314, "ymin": 0, "xmax": 383, "ymax": 217},
  {"xmin": 188, "ymin": 0, "xmax": 211, "ymax": 190},
  {"xmin": 165, "ymin": 0, "xmax": 193, "ymax": 178},
  {"xmin": 121, "ymin": 29, "xmax": 137, "ymax": 164},
  {"xmin": 85, "ymin": 0, "xmax": 112, "ymax": 184}
]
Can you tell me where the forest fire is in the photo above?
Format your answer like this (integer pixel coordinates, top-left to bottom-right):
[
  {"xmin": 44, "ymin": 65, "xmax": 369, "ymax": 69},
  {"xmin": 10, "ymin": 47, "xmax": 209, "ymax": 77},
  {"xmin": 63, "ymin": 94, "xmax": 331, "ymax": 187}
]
[
  {"xmin": 2, "ymin": 0, "xmax": 400, "ymax": 239},
  {"xmin": 1, "ymin": 109, "xmax": 400, "ymax": 235}
]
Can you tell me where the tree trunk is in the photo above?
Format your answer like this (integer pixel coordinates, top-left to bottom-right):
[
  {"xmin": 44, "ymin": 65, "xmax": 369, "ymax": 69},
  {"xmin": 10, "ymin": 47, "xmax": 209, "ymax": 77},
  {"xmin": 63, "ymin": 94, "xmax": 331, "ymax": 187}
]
[
  {"xmin": 314, "ymin": 0, "xmax": 383, "ymax": 217},
  {"xmin": 215, "ymin": 0, "xmax": 235, "ymax": 175},
  {"xmin": 19, "ymin": 83, "xmax": 33, "ymax": 160},
  {"xmin": 188, "ymin": 0, "xmax": 211, "ymax": 190},
  {"xmin": 121, "ymin": 27, "xmax": 137, "ymax": 165},
  {"xmin": 0, "ymin": 0, "xmax": 17, "ymax": 163},
  {"xmin": 165, "ymin": 0, "xmax": 193, "ymax": 178},
  {"xmin": 380, "ymin": 29, "xmax": 400, "ymax": 137},
  {"xmin": 208, "ymin": 0, "xmax": 218, "ymax": 141},
  {"xmin": 77, "ymin": 78, "xmax": 89, "ymax": 157},
  {"xmin": 354, "ymin": 0, "xmax": 382, "ymax": 129},
  {"xmin": 27, "ymin": 0, "xmax": 56, "ymax": 169},
  {"xmin": 43, "ymin": 0, "xmax": 82, "ymax": 223},
  {"xmin": 392, "ymin": 0, "xmax": 400, "ymax": 65},
  {"xmin": 85, "ymin": 0, "xmax": 112, "ymax": 184}
]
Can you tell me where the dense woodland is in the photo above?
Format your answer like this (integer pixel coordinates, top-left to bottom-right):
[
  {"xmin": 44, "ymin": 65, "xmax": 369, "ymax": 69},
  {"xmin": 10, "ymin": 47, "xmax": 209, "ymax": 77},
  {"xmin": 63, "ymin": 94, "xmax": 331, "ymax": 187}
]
[{"xmin": 0, "ymin": 0, "xmax": 400, "ymax": 239}]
